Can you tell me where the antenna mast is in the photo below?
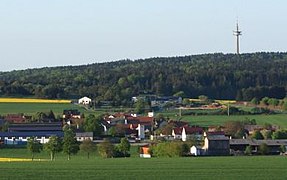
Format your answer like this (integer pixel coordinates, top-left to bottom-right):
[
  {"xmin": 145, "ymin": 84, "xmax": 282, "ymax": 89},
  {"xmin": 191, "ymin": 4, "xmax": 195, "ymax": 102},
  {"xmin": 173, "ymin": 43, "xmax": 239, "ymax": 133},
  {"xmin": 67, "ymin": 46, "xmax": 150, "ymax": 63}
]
[{"xmin": 233, "ymin": 21, "xmax": 242, "ymax": 54}]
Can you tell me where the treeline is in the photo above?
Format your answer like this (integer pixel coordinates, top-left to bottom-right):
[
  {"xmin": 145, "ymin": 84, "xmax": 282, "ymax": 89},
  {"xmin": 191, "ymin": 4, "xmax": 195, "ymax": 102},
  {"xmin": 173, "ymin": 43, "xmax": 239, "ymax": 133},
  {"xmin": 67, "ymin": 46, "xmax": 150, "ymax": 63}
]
[{"xmin": 1, "ymin": 52, "xmax": 287, "ymax": 104}]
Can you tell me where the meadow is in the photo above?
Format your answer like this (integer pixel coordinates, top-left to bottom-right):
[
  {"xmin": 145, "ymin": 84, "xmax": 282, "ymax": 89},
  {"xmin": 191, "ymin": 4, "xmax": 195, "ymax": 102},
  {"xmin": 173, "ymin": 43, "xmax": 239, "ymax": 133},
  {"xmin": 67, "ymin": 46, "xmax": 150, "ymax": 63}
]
[
  {"xmin": 0, "ymin": 148, "xmax": 286, "ymax": 179},
  {"xmin": 0, "ymin": 102, "xmax": 104, "ymax": 116},
  {"xmin": 181, "ymin": 114, "xmax": 287, "ymax": 128},
  {"xmin": 161, "ymin": 108, "xmax": 287, "ymax": 128}
]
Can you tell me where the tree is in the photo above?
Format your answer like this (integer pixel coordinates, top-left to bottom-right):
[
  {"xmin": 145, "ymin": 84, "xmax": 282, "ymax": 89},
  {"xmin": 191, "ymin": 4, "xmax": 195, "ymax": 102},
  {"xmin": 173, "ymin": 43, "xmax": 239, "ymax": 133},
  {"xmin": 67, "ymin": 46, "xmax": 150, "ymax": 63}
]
[
  {"xmin": 258, "ymin": 143, "xmax": 269, "ymax": 155},
  {"xmin": 63, "ymin": 127, "xmax": 79, "ymax": 160},
  {"xmin": 261, "ymin": 130, "xmax": 272, "ymax": 140},
  {"xmin": 80, "ymin": 138, "xmax": 96, "ymax": 159},
  {"xmin": 244, "ymin": 145, "xmax": 252, "ymax": 155},
  {"xmin": 173, "ymin": 91, "xmax": 186, "ymax": 98},
  {"xmin": 134, "ymin": 99, "xmax": 145, "ymax": 114},
  {"xmin": 250, "ymin": 97, "xmax": 259, "ymax": 105},
  {"xmin": 84, "ymin": 114, "xmax": 103, "ymax": 136},
  {"xmin": 198, "ymin": 95, "xmax": 208, "ymax": 102},
  {"xmin": 44, "ymin": 135, "xmax": 62, "ymax": 161},
  {"xmin": 47, "ymin": 110, "xmax": 56, "ymax": 120},
  {"xmin": 117, "ymin": 137, "xmax": 131, "ymax": 157},
  {"xmin": 251, "ymin": 130, "xmax": 264, "ymax": 140},
  {"xmin": 279, "ymin": 144, "xmax": 286, "ymax": 153},
  {"xmin": 224, "ymin": 121, "xmax": 244, "ymax": 138},
  {"xmin": 272, "ymin": 129, "xmax": 287, "ymax": 139},
  {"xmin": 98, "ymin": 138, "xmax": 114, "ymax": 158},
  {"xmin": 260, "ymin": 97, "xmax": 270, "ymax": 106},
  {"xmin": 27, "ymin": 137, "xmax": 42, "ymax": 161}
]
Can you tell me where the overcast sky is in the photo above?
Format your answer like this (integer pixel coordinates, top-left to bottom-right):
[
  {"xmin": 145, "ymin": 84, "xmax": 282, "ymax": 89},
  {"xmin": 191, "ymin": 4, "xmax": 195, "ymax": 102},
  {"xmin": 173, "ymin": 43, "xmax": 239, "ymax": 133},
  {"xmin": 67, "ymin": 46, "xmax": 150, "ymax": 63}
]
[{"xmin": 0, "ymin": 0, "xmax": 286, "ymax": 71}]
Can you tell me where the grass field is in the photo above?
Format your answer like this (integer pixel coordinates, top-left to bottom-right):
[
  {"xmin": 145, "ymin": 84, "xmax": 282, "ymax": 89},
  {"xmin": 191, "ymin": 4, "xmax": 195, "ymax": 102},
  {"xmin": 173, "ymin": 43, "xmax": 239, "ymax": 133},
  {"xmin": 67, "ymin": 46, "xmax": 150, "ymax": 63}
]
[
  {"xmin": 0, "ymin": 103, "xmax": 104, "ymax": 117},
  {"xmin": 0, "ymin": 148, "xmax": 286, "ymax": 179},
  {"xmin": 180, "ymin": 114, "xmax": 287, "ymax": 128},
  {"xmin": 161, "ymin": 109, "xmax": 287, "ymax": 128}
]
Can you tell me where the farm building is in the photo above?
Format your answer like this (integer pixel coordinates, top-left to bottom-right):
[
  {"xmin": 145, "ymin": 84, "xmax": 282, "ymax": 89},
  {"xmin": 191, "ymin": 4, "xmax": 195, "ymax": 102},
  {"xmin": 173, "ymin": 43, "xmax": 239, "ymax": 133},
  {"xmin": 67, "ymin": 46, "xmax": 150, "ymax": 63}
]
[
  {"xmin": 76, "ymin": 132, "xmax": 93, "ymax": 142},
  {"xmin": 172, "ymin": 126, "xmax": 203, "ymax": 141},
  {"xmin": 78, "ymin": 97, "xmax": 92, "ymax": 105},
  {"xmin": 139, "ymin": 146, "xmax": 151, "ymax": 158},
  {"xmin": 0, "ymin": 131, "xmax": 64, "ymax": 145},
  {"xmin": 230, "ymin": 139, "xmax": 287, "ymax": 155},
  {"xmin": 8, "ymin": 122, "xmax": 63, "ymax": 132},
  {"xmin": 201, "ymin": 131, "xmax": 230, "ymax": 156},
  {"xmin": 190, "ymin": 145, "xmax": 202, "ymax": 156},
  {"xmin": 63, "ymin": 109, "xmax": 81, "ymax": 119}
]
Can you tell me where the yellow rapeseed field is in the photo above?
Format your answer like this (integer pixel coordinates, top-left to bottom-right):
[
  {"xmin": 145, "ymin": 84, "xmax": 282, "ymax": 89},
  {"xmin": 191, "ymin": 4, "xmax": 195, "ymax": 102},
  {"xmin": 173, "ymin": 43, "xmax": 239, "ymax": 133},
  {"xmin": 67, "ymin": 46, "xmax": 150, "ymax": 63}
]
[
  {"xmin": 0, "ymin": 158, "xmax": 47, "ymax": 162},
  {"xmin": 0, "ymin": 98, "xmax": 71, "ymax": 103},
  {"xmin": 0, "ymin": 158, "xmax": 32, "ymax": 162}
]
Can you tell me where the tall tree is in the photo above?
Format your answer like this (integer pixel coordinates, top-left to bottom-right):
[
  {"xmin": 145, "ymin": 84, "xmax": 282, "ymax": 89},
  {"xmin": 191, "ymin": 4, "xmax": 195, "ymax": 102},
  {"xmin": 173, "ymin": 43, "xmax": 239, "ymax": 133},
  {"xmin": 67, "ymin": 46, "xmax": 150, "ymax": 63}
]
[
  {"xmin": 98, "ymin": 138, "xmax": 114, "ymax": 158},
  {"xmin": 44, "ymin": 135, "xmax": 62, "ymax": 161},
  {"xmin": 117, "ymin": 137, "xmax": 131, "ymax": 157},
  {"xmin": 80, "ymin": 139, "xmax": 96, "ymax": 159},
  {"xmin": 63, "ymin": 127, "xmax": 79, "ymax": 160},
  {"xmin": 84, "ymin": 114, "xmax": 103, "ymax": 136},
  {"xmin": 27, "ymin": 137, "xmax": 42, "ymax": 161}
]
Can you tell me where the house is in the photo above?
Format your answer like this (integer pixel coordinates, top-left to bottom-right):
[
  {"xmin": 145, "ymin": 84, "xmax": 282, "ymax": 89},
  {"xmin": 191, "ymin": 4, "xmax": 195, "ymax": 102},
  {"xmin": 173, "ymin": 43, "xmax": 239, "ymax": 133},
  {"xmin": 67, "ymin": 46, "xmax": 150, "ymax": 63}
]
[
  {"xmin": 172, "ymin": 126, "xmax": 203, "ymax": 141},
  {"xmin": 4, "ymin": 114, "xmax": 27, "ymax": 123},
  {"xmin": 63, "ymin": 109, "xmax": 81, "ymax": 119},
  {"xmin": 139, "ymin": 146, "xmax": 151, "ymax": 158},
  {"xmin": 190, "ymin": 145, "xmax": 202, "ymax": 156},
  {"xmin": 76, "ymin": 132, "xmax": 93, "ymax": 142},
  {"xmin": 201, "ymin": 131, "xmax": 230, "ymax": 156},
  {"xmin": 0, "ymin": 131, "xmax": 64, "ymax": 145},
  {"xmin": 78, "ymin": 97, "xmax": 92, "ymax": 105},
  {"xmin": 8, "ymin": 122, "xmax": 63, "ymax": 132},
  {"xmin": 230, "ymin": 139, "xmax": 287, "ymax": 155}
]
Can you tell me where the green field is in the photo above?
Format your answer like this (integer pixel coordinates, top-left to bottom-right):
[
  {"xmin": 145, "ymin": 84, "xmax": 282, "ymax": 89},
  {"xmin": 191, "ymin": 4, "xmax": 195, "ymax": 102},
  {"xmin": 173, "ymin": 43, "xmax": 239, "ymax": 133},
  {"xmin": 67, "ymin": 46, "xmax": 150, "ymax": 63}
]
[
  {"xmin": 160, "ymin": 109, "xmax": 287, "ymax": 128},
  {"xmin": 0, "ymin": 103, "xmax": 103, "ymax": 116},
  {"xmin": 0, "ymin": 148, "xmax": 286, "ymax": 179},
  {"xmin": 180, "ymin": 114, "xmax": 287, "ymax": 128}
]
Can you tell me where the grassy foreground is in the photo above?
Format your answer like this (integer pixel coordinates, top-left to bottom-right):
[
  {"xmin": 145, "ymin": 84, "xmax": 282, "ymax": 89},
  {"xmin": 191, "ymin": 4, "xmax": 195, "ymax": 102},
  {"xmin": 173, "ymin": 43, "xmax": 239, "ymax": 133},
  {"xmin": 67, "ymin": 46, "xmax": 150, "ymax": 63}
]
[
  {"xmin": 0, "ymin": 148, "xmax": 286, "ymax": 179},
  {"xmin": 0, "ymin": 155, "xmax": 286, "ymax": 179}
]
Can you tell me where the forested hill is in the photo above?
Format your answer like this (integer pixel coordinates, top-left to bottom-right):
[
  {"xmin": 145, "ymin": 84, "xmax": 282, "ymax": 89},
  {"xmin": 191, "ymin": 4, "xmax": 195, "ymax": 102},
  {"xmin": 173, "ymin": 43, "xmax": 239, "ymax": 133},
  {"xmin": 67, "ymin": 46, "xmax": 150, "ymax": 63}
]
[{"xmin": 0, "ymin": 52, "xmax": 287, "ymax": 104}]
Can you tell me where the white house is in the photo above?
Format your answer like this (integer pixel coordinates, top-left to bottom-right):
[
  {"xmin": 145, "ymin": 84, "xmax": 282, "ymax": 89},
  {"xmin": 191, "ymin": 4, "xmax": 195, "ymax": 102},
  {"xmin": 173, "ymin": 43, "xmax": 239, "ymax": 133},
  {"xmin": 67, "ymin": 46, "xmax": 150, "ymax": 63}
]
[
  {"xmin": 190, "ymin": 145, "xmax": 201, "ymax": 156},
  {"xmin": 75, "ymin": 132, "xmax": 93, "ymax": 142},
  {"xmin": 78, "ymin": 97, "xmax": 92, "ymax": 105},
  {"xmin": 172, "ymin": 126, "xmax": 203, "ymax": 142},
  {"xmin": 136, "ymin": 124, "xmax": 145, "ymax": 140}
]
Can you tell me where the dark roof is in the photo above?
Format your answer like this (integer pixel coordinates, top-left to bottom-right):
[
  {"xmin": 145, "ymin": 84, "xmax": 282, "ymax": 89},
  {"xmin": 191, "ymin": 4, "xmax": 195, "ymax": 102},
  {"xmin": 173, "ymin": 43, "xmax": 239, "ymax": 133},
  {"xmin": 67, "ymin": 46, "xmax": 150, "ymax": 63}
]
[
  {"xmin": 0, "ymin": 131, "xmax": 64, "ymax": 138},
  {"xmin": 76, "ymin": 132, "xmax": 93, "ymax": 137},
  {"xmin": 63, "ymin": 109, "xmax": 80, "ymax": 115},
  {"xmin": 207, "ymin": 136, "xmax": 229, "ymax": 141},
  {"xmin": 0, "ymin": 119, "xmax": 6, "ymax": 126},
  {"xmin": 8, "ymin": 122, "xmax": 62, "ymax": 132}
]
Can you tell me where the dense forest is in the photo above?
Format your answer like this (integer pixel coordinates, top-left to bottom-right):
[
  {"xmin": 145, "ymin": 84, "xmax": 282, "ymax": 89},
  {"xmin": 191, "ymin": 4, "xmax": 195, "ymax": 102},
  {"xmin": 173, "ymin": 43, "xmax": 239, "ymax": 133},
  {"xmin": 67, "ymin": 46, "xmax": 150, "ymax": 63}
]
[{"xmin": 0, "ymin": 52, "xmax": 287, "ymax": 105}]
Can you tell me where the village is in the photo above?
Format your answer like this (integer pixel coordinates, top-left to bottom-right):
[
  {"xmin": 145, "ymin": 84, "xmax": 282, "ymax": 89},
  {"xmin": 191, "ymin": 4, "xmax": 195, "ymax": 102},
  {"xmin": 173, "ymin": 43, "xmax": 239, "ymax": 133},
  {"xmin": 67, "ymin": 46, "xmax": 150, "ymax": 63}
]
[{"xmin": 0, "ymin": 96, "xmax": 287, "ymax": 158}]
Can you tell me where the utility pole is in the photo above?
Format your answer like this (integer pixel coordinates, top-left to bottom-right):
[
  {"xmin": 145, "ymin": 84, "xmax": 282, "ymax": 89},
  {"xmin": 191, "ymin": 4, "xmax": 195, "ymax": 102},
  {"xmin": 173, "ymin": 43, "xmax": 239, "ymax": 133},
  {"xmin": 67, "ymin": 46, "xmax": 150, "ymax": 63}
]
[{"xmin": 233, "ymin": 21, "xmax": 242, "ymax": 55}]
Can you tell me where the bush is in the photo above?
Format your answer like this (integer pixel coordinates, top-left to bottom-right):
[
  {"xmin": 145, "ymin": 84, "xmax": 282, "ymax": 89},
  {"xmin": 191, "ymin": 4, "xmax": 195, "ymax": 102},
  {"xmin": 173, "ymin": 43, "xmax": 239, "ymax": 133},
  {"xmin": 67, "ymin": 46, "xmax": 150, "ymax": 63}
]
[
  {"xmin": 258, "ymin": 143, "xmax": 269, "ymax": 155},
  {"xmin": 152, "ymin": 142, "xmax": 191, "ymax": 157}
]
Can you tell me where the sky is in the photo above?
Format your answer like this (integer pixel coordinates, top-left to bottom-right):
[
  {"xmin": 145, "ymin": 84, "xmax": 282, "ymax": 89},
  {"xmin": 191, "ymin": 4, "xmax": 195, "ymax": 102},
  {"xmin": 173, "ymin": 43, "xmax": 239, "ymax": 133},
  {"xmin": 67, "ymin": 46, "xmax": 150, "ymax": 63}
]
[{"xmin": 0, "ymin": 0, "xmax": 286, "ymax": 71}]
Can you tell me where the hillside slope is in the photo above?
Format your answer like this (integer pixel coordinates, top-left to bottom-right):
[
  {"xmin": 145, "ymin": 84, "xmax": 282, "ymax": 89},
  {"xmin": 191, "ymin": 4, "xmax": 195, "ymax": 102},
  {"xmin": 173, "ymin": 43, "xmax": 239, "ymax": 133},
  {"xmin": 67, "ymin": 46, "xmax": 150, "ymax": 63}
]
[{"xmin": 0, "ymin": 52, "xmax": 287, "ymax": 104}]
